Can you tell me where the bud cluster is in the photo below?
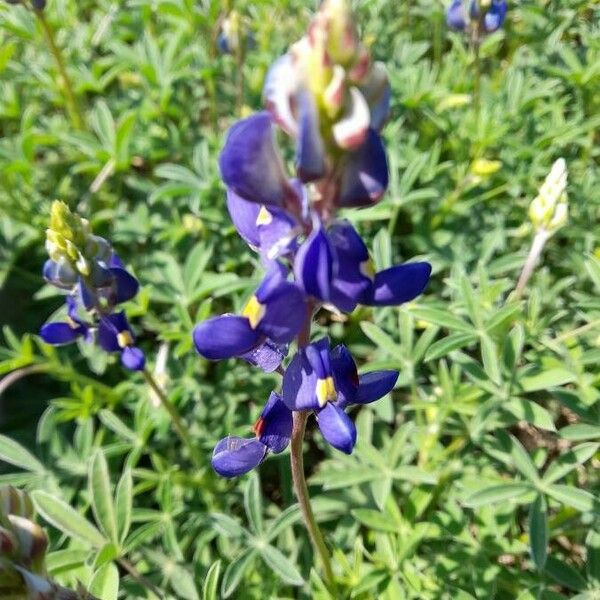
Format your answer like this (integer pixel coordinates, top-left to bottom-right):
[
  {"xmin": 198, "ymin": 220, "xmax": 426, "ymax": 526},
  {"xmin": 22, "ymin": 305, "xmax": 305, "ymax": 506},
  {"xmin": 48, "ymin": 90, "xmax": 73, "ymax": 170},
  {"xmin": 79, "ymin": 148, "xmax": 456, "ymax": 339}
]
[
  {"xmin": 40, "ymin": 202, "xmax": 145, "ymax": 372},
  {"xmin": 529, "ymin": 158, "xmax": 568, "ymax": 234}
]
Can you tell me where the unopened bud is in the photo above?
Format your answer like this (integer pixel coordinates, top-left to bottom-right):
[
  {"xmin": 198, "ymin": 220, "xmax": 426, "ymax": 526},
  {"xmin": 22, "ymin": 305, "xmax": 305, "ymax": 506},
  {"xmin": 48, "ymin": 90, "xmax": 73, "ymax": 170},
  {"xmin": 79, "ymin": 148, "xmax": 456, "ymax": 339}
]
[
  {"xmin": 471, "ymin": 158, "xmax": 502, "ymax": 177},
  {"xmin": 7, "ymin": 516, "xmax": 48, "ymax": 566},
  {"xmin": 529, "ymin": 158, "xmax": 568, "ymax": 234}
]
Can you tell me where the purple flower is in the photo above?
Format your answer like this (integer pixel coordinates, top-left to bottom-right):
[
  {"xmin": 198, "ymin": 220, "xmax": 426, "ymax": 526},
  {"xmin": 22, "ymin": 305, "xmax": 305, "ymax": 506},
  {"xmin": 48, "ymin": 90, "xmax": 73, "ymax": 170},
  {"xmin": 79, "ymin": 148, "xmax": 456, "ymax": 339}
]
[
  {"xmin": 281, "ymin": 338, "xmax": 398, "ymax": 454},
  {"xmin": 44, "ymin": 252, "xmax": 138, "ymax": 312},
  {"xmin": 484, "ymin": 0, "xmax": 507, "ymax": 33},
  {"xmin": 226, "ymin": 188, "xmax": 304, "ymax": 262},
  {"xmin": 97, "ymin": 311, "xmax": 145, "ymax": 371},
  {"xmin": 193, "ymin": 263, "xmax": 306, "ymax": 371},
  {"xmin": 295, "ymin": 219, "xmax": 432, "ymax": 312},
  {"xmin": 39, "ymin": 296, "xmax": 90, "ymax": 346},
  {"xmin": 446, "ymin": 0, "xmax": 507, "ymax": 33},
  {"xmin": 446, "ymin": 0, "xmax": 468, "ymax": 30},
  {"xmin": 212, "ymin": 392, "xmax": 292, "ymax": 477},
  {"xmin": 219, "ymin": 112, "xmax": 388, "ymax": 212}
]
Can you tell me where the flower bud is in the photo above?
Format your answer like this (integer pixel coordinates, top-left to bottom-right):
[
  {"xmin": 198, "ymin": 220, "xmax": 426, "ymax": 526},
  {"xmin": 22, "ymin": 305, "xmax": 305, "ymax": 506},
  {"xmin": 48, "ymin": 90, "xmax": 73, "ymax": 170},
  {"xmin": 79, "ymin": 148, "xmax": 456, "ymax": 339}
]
[
  {"xmin": 528, "ymin": 158, "xmax": 568, "ymax": 234},
  {"xmin": 7, "ymin": 515, "xmax": 48, "ymax": 567}
]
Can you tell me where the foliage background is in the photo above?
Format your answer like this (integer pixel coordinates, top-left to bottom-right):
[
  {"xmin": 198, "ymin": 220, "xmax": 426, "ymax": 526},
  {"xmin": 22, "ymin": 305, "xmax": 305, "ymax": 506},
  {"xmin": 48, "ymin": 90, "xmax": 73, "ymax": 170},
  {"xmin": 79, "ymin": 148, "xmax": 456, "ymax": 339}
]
[{"xmin": 0, "ymin": 0, "xmax": 599, "ymax": 598}]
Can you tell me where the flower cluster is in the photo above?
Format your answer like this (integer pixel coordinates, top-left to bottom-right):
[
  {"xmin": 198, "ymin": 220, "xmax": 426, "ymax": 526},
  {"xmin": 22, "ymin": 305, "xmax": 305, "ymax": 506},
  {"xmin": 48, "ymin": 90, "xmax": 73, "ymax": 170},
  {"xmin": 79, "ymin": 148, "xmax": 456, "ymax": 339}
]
[
  {"xmin": 39, "ymin": 201, "xmax": 144, "ymax": 371},
  {"xmin": 446, "ymin": 0, "xmax": 507, "ymax": 35},
  {"xmin": 193, "ymin": 0, "xmax": 432, "ymax": 477}
]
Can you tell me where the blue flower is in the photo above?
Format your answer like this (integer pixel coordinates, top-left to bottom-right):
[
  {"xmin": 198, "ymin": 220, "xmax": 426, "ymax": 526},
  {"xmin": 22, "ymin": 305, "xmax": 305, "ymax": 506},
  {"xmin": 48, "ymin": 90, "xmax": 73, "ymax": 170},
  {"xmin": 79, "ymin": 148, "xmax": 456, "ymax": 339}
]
[
  {"xmin": 446, "ymin": 0, "xmax": 507, "ymax": 33},
  {"xmin": 281, "ymin": 338, "xmax": 398, "ymax": 454},
  {"xmin": 212, "ymin": 392, "xmax": 292, "ymax": 477},
  {"xmin": 97, "ymin": 311, "xmax": 145, "ymax": 371},
  {"xmin": 39, "ymin": 296, "xmax": 91, "ymax": 346},
  {"xmin": 219, "ymin": 112, "xmax": 389, "ymax": 212},
  {"xmin": 193, "ymin": 263, "xmax": 306, "ymax": 372},
  {"xmin": 44, "ymin": 252, "xmax": 138, "ymax": 312},
  {"xmin": 295, "ymin": 219, "xmax": 432, "ymax": 312}
]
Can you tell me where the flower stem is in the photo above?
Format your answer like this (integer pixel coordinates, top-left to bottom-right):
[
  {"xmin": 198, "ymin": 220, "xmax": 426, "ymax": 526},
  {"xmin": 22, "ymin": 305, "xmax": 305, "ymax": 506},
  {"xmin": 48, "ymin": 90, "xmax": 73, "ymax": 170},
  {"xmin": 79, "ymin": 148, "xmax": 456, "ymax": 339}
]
[
  {"xmin": 513, "ymin": 229, "xmax": 550, "ymax": 299},
  {"xmin": 290, "ymin": 411, "xmax": 336, "ymax": 592},
  {"xmin": 35, "ymin": 10, "xmax": 83, "ymax": 130},
  {"xmin": 142, "ymin": 368, "xmax": 202, "ymax": 470}
]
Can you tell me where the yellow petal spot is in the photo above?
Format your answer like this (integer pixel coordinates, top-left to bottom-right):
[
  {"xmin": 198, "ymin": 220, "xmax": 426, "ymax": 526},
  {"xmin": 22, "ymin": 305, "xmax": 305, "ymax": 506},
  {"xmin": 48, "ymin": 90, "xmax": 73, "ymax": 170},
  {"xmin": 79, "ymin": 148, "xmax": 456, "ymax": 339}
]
[
  {"xmin": 256, "ymin": 206, "xmax": 273, "ymax": 226},
  {"xmin": 316, "ymin": 376, "xmax": 337, "ymax": 407},
  {"xmin": 242, "ymin": 295, "xmax": 266, "ymax": 329},
  {"xmin": 117, "ymin": 331, "xmax": 134, "ymax": 348},
  {"xmin": 66, "ymin": 316, "xmax": 79, "ymax": 330},
  {"xmin": 360, "ymin": 259, "xmax": 375, "ymax": 280}
]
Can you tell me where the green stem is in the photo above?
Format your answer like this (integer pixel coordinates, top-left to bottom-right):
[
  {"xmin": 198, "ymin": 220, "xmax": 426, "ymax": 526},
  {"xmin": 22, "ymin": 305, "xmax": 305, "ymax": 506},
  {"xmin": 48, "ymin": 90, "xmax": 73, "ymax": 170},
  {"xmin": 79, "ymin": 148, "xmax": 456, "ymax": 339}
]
[
  {"xmin": 513, "ymin": 229, "xmax": 550, "ymax": 300},
  {"xmin": 472, "ymin": 34, "xmax": 481, "ymax": 124},
  {"xmin": 555, "ymin": 317, "xmax": 600, "ymax": 343},
  {"xmin": 142, "ymin": 368, "xmax": 202, "ymax": 470},
  {"xmin": 290, "ymin": 411, "xmax": 336, "ymax": 593},
  {"xmin": 35, "ymin": 10, "xmax": 83, "ymax": 130}
]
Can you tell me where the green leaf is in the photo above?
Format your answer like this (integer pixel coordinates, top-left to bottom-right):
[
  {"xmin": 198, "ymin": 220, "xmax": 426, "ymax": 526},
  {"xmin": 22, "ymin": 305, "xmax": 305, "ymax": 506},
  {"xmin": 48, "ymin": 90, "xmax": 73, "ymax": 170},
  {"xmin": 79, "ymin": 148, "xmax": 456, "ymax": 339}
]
[
  {"xmin": 32, "ymin": 490, "xmax": 105, "ymax": 547},
  {"xmin": 586, "ymin": 530, "xmax": 600, "ymax": 585},
  {"xmin": 546, "ymin": 484, "xmax": 597, "ymax": 513},
  {"xmin": 351, "ymin": 509, "xmax": 399, "ymax": 533},
  {"xmin": 171, "ymin": 565, "xmax": 200, "ymax": 600},
  {"xmin": 502, "ymin": 398, "xmax": 557, "ymax": 431},
  {"xmin": 244, "ymin": 473, "xmax": 263, "ymax": 534},
  {"xmin": 89, "ymin": 450, "xmax": 119, "ymax": 545},
  {"xmin": 407, "ymin": 306, "xmax": 473, "ymax": 333},
  {"xmin": 203, "ymin": 560, "xmax": 221, "ymax": 600},
  {"xmin": 267, "ymin": 505, "xmax": 302, "ymax": 541},
  {"xmin": 508, "ymin": 434, "xmax": 540, "ymax": 483},
  {"xmin": 544, "ymin": 556, "xmax": 586, "ymax": 591},
  {"xmin": 210, "ymin": 513, "xmax": 246, "ymax": 538},
  {"xmin": 464, "ymin": 483, "xmax": 532, "ymax": 508},
  {"xmin": 521, "ymin": 369, "xmax": 577, "ymax": 392},
  {"xmin": 115, "ymin": 467, "xmax": 132, "ymax": 544},
  {"xmin": 480, "ymin": 334, "xmax": 502, "ymax": 385},
  {"xmin": 529, "ymin": 495, "xmax": 548, "ymax": 571},
  {"xmin": 89, "ymin": 562, "xmax": 119, "ymax": 600},
  {"xmin": 258, "ymin": 544, "xmax": 304, "ymax": 586},
  {"xmin": 312, "ymin": 466, "xmax": 378, "ymax": 489},
  {"xmin": 392, "ymin": 465, "xmax": 437, "ymax": 485},
  {"xmin": 360, "ymin": 322, "xmax": 402, "ymax": 360},
  {"xmin": 543, "ymin": 443, "xmax": 599, "ymax": 484},
  {"xmin": 560, "ymin": 424, "xmax": 600, "ymax": 441},
  {"xmin": 0, "ymin": 434, "xmax": 45, "ymax": 473},
  {"xmin": 221, "ymin": 548, "xmax": 256, "ymax": 598},
  {"xmin": 425, "ymin": 332, "xmax": 477, "ymax": 361}
]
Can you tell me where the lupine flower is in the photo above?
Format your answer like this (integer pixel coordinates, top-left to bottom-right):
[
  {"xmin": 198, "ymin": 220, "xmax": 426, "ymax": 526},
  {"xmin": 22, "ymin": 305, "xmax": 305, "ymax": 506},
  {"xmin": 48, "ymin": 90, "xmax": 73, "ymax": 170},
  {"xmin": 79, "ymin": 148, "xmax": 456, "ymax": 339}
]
[
  {"xmin": 40, "ymin": 201, "xmax": 143, "ymax": 372},
  {"xmin": 97, "ymin": 312, "xmax": 145, "ymax": 371},
  {"xmin": 193, "ymin": 263, "xmax": 306, "ymax": 371},
  {"xmin": 44, "ymin": 201, "xmax": 138, "ymax": 311},
  {"xmin": 217, "ymin": 11, "xmax": 256, "ymax": 55},
  {"xmin": 212, "ymin": 392, "xmax": 292, "ymax": 477},
  {"xmin": 281, "ymin": 338, "xmax": 398, "ymax": 454},
  {"xmin": 39, "ymin": 296, "xmax": 90, "ymax": 346},
  {"xmin": 295, "ymin": 219, "xmax": 432, "ymax": 312},
  {"xmin": 446, "ymin": 0, "xmax": 507, "ymax": 34}
]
